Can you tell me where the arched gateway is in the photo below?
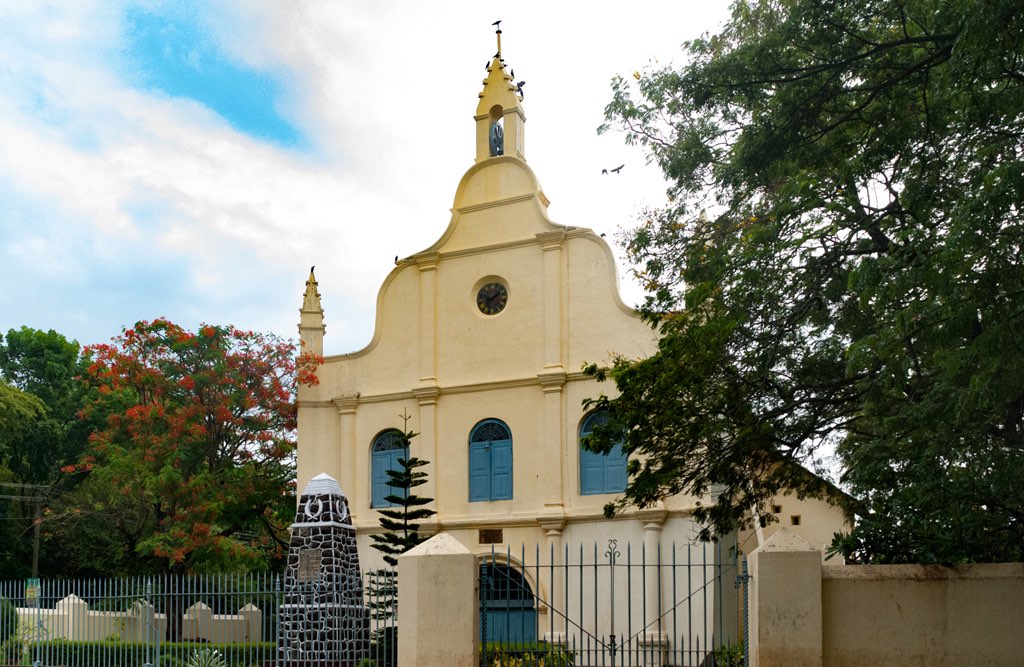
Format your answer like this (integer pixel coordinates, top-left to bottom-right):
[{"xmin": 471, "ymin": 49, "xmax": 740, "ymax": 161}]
[{"xmin": 479, "ymin": 561, "xmax": 537, "ymax": 644}]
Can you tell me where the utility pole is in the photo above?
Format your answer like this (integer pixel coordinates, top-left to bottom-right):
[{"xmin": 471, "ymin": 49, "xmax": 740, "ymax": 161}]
[
  {"xmin": 0, "ymin": 483, "xmax": 51, "ymax": 577},
  {"xmin": 31, "ymin": 491, "xmax": 42, "ymax": 578}
]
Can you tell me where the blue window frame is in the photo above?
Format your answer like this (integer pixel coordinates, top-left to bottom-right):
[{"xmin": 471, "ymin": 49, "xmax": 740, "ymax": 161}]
[
  {"xmin": 479, "ymin": 562, "xmax": 536, "ymax": 643},
  {"xmin": 579, "ymin": 410, "xmax": 627, "ymax": 495},
  {"xmin": 469, "ymin": 419, "xmax": 513, "ymax": 502},
  {"xmin": 371, "ymin": 429, "xmax": 408, "ymax": 508}
]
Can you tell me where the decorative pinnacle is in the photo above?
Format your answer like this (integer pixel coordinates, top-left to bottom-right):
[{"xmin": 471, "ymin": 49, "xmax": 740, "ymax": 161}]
[
  {"xmin": 493, "ymin": 19, "xmax": 502, "ymax": 57},
  {"xmin": 302, "ymin": 266, "xmax": 322, "ymax": 313}
]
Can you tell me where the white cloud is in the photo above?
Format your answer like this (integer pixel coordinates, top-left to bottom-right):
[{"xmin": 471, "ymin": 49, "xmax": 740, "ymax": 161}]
[{"xmin": 0, "ymin": 1, "xmax": 732, "ymax": 352}]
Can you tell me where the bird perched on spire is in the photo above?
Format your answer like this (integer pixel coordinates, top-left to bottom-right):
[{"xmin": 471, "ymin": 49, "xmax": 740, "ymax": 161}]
[
  {"xmin": 492, "ymin": 19, "xmax": 502, "ymax": 28},
  {"xmin": 310, "ymin": 265, "xmax": 315, "ymax": 273}
]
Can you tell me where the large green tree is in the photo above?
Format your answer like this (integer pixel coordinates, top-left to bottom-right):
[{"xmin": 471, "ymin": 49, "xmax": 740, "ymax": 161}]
[
  {"xmin": 0, "ymin": 327, "xmax": 89, "ymax": 486},
  {"xmin": 588, "ymin": 0, "xmax": 1024, "ymax": 563},
  {"xmin": 0, "ymin": 381, "xmax": 45, "ymax": 576},
  {"xmin": 0, "ymin": 328, "xmax": 90, "ymax": 577}
]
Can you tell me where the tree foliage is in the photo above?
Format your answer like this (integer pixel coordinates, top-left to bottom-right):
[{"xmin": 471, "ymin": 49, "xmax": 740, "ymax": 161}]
[
  {"xmin": 0, "ymin": 328, "xmax": 92, "ymax": 577},
  {"xmin": 0, "ymin": 382, "xmax": 45, "ymax": 439},
  {"xmin": 590, "ymin": 0, "xmax": 1024, "ymax": 562},
  {"xmin": 0, "ymin": 327, "xmax": 89, "ymax": 486},
  {"xmin": 71, "ymin": 319, "xmax": 316, "ymax": 572},
  {"xmin": 369, "ymin": 428, "xmax": 436, "ymax": 567}
]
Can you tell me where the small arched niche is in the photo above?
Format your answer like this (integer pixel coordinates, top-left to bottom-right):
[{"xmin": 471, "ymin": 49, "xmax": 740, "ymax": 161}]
[{"xmin": 488, "ymin": 105, "xmax": 505, "ymax": 157}]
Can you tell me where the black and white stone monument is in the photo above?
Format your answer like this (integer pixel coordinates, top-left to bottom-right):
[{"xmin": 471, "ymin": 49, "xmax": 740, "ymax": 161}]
[{"xmin": 279, "ymin": 473, "xmax": 369, "ymax": 666}]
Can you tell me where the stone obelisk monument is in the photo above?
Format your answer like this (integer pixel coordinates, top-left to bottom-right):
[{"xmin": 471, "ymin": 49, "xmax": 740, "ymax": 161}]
[{"xmin": 279, "ymin": 473, "xmax": 368, "ymax": 666}]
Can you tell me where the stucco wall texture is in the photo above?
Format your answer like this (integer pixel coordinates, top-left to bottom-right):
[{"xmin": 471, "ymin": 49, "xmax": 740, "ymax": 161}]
[{"xmin": 821, "ymin": 562, "xmax": 1024, "ymax": 666}]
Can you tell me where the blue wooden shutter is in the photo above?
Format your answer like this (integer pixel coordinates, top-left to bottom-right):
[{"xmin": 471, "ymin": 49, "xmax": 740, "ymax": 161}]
[
  {"xmin": 371, "ymin": 450, "xmax": 391, "ymax": 508},
  {"xmin": 580, "ymin": 448, "xmax": 605, "ymax": 495},
  {"xmin": 490, "ymin": 439, "xmax": 513, "ymax": 500},
  {"xmin": 604, "ymin": 443, "xmax": 628, "ymax": 493},
  {"xmin": 580, "ymin": 410, "xmax": 627, "ymax": 495},
  {"xmin": 469, "ymin": 441, "xmax": 491, "ymax": 501},
  {"xmin": 372, "ymin": 448, "xmax": 406, "ymax": 508}
]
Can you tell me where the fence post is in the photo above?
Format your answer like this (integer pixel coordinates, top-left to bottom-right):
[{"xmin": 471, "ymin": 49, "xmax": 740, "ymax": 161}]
[
  {"xmin": 239, "ymin": 603, "xmax": 262, "ymax": 642},
  {"xmin": 55, "ymin": 594, "xmax": 87, "ymax": 641},
  {"xmin": 397, "ymin": 532, "xmax": 478, "ymax": 667},
  {"xmin": 747, "ymin": 527, "xmax": 822, "ymax": 667}
]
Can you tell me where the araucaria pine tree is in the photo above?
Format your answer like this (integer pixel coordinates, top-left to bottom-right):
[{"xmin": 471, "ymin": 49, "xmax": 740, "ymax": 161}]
[{"xmin": 369, "ymin": 428, "xmax": 436, "ymax": 567}]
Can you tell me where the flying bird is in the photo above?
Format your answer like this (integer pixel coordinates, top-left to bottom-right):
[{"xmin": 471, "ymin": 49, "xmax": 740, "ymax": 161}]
[
  {"xmin": 610, "ymin": 164, "xmax": 624, "ymax": 174},
  {"xmin": 516, "ymin": 80, "xmax": 525, "ymax": 97},
  {"xmin": 601, "ymin": 169, "xmax": 608, "ymax": 175}
]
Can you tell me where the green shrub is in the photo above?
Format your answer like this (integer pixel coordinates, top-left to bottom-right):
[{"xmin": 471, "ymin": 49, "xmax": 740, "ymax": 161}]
[
  {"xmin": 482, "ymin": 642, "xmax": 574, "ymax": 667},
  {"xmin": 1, "ymin": 637, "xmax": 24, "ymax": 666},
  {"xmin": 185, "ymin": 648, "xmax": 227, "ymax": 667},
  {"xmin": 29, "ymin": 640, "xmax": 276, "ymax": 667},
  {"xmin": 712, "ymin": 641, "xmax": 744, "ymax": 667},
  {"xmin": 0, "ymin": 598, "xmax": 15, "ymax": 645}
]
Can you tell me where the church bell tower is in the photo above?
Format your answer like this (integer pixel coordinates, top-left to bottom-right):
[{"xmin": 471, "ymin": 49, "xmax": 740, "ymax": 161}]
[{"xmin": 475, "ymin": 24, "xmax": 526, "ymax": 163}]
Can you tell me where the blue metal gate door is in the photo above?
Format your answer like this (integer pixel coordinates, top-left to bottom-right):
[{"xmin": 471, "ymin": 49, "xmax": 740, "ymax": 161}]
[{"xmin": 479, "ymin": 563, "xmax": 537, "ymax": 644}]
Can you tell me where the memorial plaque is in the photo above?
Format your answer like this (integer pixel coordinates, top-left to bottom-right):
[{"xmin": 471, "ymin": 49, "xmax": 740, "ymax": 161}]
[
  {"xmin": 479, "ymin": 528, "xmax": 503, "ymax": 544},
  {"xmin": 298, "ymin": 548, "xmax": 322, "ymax": 582}
]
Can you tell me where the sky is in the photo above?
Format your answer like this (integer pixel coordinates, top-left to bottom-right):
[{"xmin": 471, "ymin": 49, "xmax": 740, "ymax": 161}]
[{"xmin": 0, "ymin": 1, "xmax": 733, "ymax": 356}]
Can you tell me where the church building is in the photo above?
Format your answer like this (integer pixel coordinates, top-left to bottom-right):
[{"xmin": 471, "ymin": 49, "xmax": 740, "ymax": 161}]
[
  {"xmin": 294, "ymin": 38, "xmax": 687, "ymax": 561},
  {"xmin": 294, "ymin": 34, "xmax": 846, "ymax": 647}
]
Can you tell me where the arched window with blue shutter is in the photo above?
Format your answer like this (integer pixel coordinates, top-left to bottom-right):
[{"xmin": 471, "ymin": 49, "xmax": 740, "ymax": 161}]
[
  {"xmin": 371, "ymin": 429, "xmax": 408, "ymax": 508},
  {"xmin": 469, "ymin": 419, "xmax": 513, "ymax": 502},
  {"xmin": 579, "ymin": 410, "xmax": 627, "ymax": 495}
]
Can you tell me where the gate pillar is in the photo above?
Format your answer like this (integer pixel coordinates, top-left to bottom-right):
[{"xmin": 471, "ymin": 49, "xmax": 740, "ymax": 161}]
[
  {"xmin": 748, "ymin": 527, "xmax": 823, "ymax": 667},
  {"xmin": 398, "ymin": 532, "xmax": 478, "ymax": 667}
]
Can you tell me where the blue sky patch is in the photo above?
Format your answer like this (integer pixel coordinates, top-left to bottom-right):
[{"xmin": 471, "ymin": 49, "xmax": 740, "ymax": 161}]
[{"xmin": 121, "ymin": 5, "xmax": 305, "ymax": 148}]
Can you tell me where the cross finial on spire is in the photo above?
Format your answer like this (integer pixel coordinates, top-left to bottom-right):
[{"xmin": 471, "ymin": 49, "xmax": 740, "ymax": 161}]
[{"xmin": 492, "ymin": 20, "xmax": 502, "ymax": 56}]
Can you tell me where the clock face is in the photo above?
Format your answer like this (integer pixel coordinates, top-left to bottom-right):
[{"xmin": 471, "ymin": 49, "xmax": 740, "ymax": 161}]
[{"xmin": 477, "ymin": 282, "xmax": 509, "ymax": 315}]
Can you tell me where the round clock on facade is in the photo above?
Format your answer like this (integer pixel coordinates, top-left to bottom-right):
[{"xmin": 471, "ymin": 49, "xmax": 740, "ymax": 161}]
[{"xmin": 476, "ymin": 282, "xmax": 508, "ymax": 315}]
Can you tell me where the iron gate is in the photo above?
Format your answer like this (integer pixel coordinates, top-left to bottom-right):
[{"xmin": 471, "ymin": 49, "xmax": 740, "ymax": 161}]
[{"xmin": 480, "ymin": 540, "xmax": 749, "ymax": 667}]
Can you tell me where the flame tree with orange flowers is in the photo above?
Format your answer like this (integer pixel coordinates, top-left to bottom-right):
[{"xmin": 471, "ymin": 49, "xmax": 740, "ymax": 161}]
[{"xmin": 69, "ymin": 318, "xmax": 322, "ymax": 580}]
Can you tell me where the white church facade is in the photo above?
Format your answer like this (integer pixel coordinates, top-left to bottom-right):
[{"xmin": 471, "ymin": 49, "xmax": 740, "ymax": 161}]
[
  {"xmin": 294, "ymin": 35, "xmax": 846, "ymax": 650},
  {"xmin": 294, "ymin": 42, "xmax": 696, "ymax": 560}
]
